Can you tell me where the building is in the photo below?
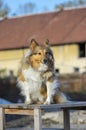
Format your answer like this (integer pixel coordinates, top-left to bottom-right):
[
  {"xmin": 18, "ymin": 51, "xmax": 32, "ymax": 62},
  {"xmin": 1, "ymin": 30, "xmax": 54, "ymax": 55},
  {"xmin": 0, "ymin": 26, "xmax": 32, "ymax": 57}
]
[{"xmin": 0, "ymin": 7, "xmax": 86, "ymax": 75}]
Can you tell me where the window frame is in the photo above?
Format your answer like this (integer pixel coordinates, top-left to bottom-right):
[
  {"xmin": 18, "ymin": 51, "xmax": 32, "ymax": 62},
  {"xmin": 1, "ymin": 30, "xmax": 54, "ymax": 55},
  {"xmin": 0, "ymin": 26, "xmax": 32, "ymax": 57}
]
[{"xmin": 78, "ymin": 42, "xmax": 86, "ymax": 58}]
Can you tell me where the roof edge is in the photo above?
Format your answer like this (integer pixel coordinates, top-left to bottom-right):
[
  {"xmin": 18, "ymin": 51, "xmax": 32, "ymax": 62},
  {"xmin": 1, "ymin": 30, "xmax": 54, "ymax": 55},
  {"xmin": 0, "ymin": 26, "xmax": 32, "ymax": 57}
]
[
  {"xmin": 7, "ymin": 6, "xmax": 86, "ymax": 20},
  {"xmin": 0, "ymin": 46, "xmax": 28, "ymax": 51}
]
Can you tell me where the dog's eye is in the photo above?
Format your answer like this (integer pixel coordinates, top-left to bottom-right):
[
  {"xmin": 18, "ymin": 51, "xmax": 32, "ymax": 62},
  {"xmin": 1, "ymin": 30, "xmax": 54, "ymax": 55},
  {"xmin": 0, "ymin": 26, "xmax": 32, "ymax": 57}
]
[
  {"xmin": 38, "ymin": 52, "xmax": 41, "ymax": 55},
  {"xmin": 33, "ymin": 53, "xmax": 37, "ymax": 55},
  {"xmin": 33, "ymin": 52, "xmax": 42, "ymax": 55}
]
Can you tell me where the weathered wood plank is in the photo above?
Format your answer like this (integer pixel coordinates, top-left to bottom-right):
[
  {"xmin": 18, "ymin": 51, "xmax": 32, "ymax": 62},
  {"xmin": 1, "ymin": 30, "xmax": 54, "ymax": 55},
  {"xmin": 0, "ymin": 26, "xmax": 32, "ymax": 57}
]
[
  {"xmin": 6, "ymin": 128, "xmax": 63, "ymax": 130},
  {"xmin": 0, "ymin": 108, "xmax": 5, "ymax": 130},
  {"xmin": 5, "ymin": 108, "xmax": 34, "ymax": 115},
  {"xmin": 0, "ymin": 101, "xmax": 86, "ymax": 110},
  {"xmin": 63, "ymin": 109, "xmax": 70, "ymax": 130},
  {"xmin": 40, "ymin": 102, "xmax": 86, "ymax": 109},
  {"xmin": 34, "ymin": 108, "xmax": 42, "ymax": 130},
  {"xmin": 0, "ymin": 102, "xmax": 86, "ymax": 130},
  {"xmin": 42, "ymin": 128, "xmax": 63, "ymax": 130}
]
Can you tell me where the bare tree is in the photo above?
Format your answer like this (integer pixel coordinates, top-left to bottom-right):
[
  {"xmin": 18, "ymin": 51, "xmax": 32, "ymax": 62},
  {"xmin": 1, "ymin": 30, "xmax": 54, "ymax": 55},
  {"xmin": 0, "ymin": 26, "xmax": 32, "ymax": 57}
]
[
  {"xmin": 17, "ymin": 2, "xmax": 36, "ymax": 15},
  {"xmin": 55, "ymin": 0, "xmax": 86, "ymax": 10},
  {"xmin": 0, "ymin": 0, "xmax": 10, "ymax": 17},
  {"xmin": 14, "ymin": 2, "xmax": 50, "ymax": 16},
  {"xmin": 78, "ymin": 0, "xmax": 84, "ymax": 5}
]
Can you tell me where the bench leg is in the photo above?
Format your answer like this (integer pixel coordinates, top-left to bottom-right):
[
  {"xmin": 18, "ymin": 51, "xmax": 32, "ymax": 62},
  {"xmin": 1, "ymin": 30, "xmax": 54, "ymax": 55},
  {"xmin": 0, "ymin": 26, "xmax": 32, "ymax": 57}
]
[
  {"xmin": 63, "ymin": 109, "xmax": 70, "ymax": 130},
  {"xmin": 0, "ymin": 108, "xmax": 5, "ymax": 130},
  {"xmin": 34, "ymin": 108, "xmax": 42, "ymax": 130}
]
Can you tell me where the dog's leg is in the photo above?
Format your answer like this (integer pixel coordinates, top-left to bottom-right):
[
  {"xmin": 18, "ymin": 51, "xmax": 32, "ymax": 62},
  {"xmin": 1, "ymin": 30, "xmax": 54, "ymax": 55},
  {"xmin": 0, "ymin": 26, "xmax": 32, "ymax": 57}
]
[
  {"xmin": 24, "ymin": 91, "xmax": 32, "ymax": 104},
  {"xmin": 44, "ymin": 81, "xmax": 54, "ymax": 104},
  {"xmin": 44, "ymin": 79, "xmax": 60, "ymax": 104},
  {"xmin": 24, "ymin": 83, "xmax": 32, "ymax": 104},
  {"xmin": 24, "ymin": 95, "xmax": 32, "ymax": 104},
  {"xmin": 19, "ymin": 81, "xmax": 32, "ymax": 104}
]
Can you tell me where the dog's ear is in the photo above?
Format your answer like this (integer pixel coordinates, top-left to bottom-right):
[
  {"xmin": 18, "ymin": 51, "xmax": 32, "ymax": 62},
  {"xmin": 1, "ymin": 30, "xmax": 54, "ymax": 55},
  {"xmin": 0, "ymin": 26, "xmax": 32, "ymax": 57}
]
[
  {"xmin": 30, "ymin": 39, "xmax": 38, "ymax": 51},
  {"xmin": 44, "ymin": 39, "xmax": 50, "ymax": 48}
]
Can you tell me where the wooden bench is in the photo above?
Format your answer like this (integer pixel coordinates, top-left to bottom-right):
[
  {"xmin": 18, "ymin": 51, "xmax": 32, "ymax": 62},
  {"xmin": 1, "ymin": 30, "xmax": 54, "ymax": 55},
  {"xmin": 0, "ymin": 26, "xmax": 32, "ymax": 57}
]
[{"xmin": 0, "ymin": 101, "xmax": 86, "ymax": 130}]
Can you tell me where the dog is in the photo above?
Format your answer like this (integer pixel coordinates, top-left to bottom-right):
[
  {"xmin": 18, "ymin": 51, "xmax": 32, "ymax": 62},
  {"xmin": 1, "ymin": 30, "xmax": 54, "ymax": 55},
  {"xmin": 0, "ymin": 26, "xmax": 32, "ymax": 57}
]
[{"xmin": 17, "ymin": 39, "xmax": 68, "ymax": 104}]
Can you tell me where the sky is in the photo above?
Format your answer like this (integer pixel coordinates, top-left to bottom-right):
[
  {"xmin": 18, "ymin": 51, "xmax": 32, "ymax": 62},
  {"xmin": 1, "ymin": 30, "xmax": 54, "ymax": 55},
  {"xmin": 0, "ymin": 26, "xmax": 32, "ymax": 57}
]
[{"xmin": 3, "ymin": 0, "xmax": 70, "ymax": 17}]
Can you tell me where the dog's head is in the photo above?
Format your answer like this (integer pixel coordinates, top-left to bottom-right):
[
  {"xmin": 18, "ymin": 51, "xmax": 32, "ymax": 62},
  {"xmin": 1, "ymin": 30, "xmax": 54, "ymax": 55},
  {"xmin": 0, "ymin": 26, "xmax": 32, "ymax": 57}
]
[
  {"xmin": 43, "ymin": 39, "xmax": 54, "ymax": 71},
  {"xmin": 28, "ymin": 39, "xmax": 54, "ymax": 72}
]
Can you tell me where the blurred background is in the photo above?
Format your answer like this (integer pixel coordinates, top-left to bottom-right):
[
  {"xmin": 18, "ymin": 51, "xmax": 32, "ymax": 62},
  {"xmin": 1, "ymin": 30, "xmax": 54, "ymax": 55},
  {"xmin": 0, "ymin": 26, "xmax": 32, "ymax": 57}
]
[
  {"xmin": 0, "ymin": 0, "xmax": 86, "ymax": 103},
  {"xmin": 0, "ymin": 1, "xmax": 86, "ymax": 130}
]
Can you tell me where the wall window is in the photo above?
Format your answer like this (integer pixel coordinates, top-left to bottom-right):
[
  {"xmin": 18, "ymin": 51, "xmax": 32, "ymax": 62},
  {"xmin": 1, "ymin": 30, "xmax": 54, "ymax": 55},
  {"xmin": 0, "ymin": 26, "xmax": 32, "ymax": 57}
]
[
  {"xmin": 74, "ymin": 67, "xmax": 79, "ymax": 73},
  {"xmin": 55, "ymin": 68, "xmax": 59, "ymax": 74},
  {"xmin": 78, "ymin": 43, "xmax": 86, "ymax": 58}
]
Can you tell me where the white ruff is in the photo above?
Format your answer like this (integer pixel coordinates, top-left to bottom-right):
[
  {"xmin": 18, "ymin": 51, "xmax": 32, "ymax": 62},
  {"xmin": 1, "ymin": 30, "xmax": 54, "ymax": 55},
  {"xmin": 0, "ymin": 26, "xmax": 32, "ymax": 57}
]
[
  {"xmin": 18, "ymin": 66, "xmax": 45, "ymax": 103},
  {"xmin": 23, "ymin": 66, "xmax": 43, "ymax": 83}
]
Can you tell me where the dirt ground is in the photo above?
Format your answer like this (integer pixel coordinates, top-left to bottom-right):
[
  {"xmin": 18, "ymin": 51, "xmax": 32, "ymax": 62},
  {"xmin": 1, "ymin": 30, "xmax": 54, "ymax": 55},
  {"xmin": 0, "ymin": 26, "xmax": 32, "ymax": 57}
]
[{"xmin": 5, "ymin": 111, "xmax": 86, "ymax": 130}]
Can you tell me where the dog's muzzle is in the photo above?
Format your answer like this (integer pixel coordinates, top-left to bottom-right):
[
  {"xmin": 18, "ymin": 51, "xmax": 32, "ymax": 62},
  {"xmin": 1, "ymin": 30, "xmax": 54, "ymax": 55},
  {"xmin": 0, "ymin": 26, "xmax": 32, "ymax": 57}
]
[
  {"xmin": 43, "ymin": 58, "xmax": 48, "ymax": 65},
  {"xmin": 38, "ymin": 63, "xmax": 48, "ymax": 72}
]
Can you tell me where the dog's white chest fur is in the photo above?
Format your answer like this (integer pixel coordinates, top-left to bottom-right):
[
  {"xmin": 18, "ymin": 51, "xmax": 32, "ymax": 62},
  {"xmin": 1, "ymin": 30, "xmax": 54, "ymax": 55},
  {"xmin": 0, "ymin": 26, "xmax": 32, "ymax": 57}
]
[
  {"xmin": 18, "ymin": 66, "xmax": 44, "ymax": 103},
  {"xmin": 23, "ymin": 66, "xmax": 42, "ymax": 83},
  {"xmin": 23, "ymin": 66, "xmax": 43, "ymax": 91}
]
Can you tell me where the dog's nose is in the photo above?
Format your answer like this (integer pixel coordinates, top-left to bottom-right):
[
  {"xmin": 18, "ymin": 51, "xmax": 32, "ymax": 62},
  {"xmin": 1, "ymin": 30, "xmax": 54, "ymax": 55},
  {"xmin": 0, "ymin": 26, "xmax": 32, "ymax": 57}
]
[{"xmin": 43, "ymin": 58, "xmax": 48, "ymax": 64}]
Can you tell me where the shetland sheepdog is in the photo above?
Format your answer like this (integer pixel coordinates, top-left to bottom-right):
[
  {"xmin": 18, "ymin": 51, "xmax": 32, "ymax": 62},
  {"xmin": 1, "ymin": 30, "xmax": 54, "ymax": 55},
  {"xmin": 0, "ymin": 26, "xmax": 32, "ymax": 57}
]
[{"xmin": 17, "ymin": 39, "xmax": 68, "ymax": 104}]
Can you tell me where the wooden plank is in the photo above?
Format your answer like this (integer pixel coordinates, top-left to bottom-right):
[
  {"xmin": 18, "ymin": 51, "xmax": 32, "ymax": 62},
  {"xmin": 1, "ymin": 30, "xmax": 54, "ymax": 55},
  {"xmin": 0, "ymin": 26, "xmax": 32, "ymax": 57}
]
[
  {"xmin": 44, "ymin": 128, "xmax": 63, "ymax": 130},
  {"xmin": 0, "ymin": 104, "xmax": 36, "ymax": 109},
  {"xmin": 0, "ymin": 102, "xmax": 86, "ymax": 130},
  {"xmin": 0, "ymin": 108, "xmax": 5, "ymax": 130},
  {"xmin": 34, "ymin": 108, "xmax": 42, "ymax": 130},
  {"xmin": 0, "ymin": 101, "xmax": 86, "ymax": 110},
  {"xmin": 40, "ymin": 101, "xmax": 86, "ymax": 110},
  {"xmin": 5, "ymin": 108, "xmax": 34, "ymax": 115},
  {"xmin": 63, "ymin": 109, "xmax": 70, "ymax": 130}
]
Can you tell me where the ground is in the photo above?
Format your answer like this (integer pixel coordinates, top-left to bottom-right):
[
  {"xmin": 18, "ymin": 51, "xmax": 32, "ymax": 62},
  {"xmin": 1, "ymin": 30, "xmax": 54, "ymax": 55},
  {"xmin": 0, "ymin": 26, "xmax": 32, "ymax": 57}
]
[{"xmin": 6, "ymin": 110, "xmax": 86, "ymax": 130}]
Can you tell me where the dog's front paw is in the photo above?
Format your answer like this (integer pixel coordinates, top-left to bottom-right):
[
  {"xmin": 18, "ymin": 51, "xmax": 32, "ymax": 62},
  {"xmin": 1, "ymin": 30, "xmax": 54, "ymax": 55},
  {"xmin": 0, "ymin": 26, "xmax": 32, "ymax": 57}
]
[
  {"xmin": 25, "ymin": 99, "xmax": 32, "ymax": 104},
  {"xmin": 44, "ymin": 101, "xmax": 50, "ymax": 105},
  {"xmin": 44, "ymin": 99, "xmax": 51, "ymax": 105},
  {"xmin": 44, "ymin": 97, "xmax": 53, "ymax": 105}
]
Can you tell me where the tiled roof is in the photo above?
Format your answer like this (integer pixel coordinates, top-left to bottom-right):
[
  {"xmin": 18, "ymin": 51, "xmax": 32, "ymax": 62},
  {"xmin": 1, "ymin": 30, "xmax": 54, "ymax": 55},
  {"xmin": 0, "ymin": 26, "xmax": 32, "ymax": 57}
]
[{"xmin": 0, "ymin": 7, "xmax": 86, "ymax": 50}]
